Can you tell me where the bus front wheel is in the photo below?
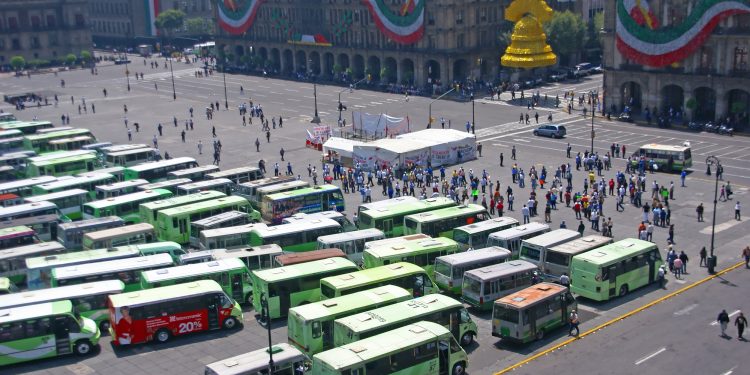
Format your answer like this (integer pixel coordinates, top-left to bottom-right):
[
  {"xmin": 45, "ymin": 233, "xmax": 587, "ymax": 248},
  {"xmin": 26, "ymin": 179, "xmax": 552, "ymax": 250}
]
[
  {"xmin": 74, "ymin": 340, "xmax": 93, "ymax": 355},
  {"xmin": 619, "ymin": 284, "xmax": 629, "ymax": 297},
  {"xmin": 223, "ymin": 316, "xmax": 239, "ymax": 330},
  {"xmin": 452, "ymin": 361, "xmax": 466, "ymax": 375},
  {"xmin": 99, "ymin": 320, "xmax": 110, "ymax": 333},
  {"xmin": 461, "ymin": 332, "xmax": 474, "ymax": 346},
  {"xmin": 535, "ymin": 330, "xmax": 544, "ymax": 341},
  {"xmin": 155, "ymin": 329, "xmax": 171, "ymax": 343}
]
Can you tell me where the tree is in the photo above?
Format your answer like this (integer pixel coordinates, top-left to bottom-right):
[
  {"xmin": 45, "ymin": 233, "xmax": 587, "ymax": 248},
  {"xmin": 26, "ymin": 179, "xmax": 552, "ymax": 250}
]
[
  {"xmin": 80, "ymin": 50, "xmax": 92, "ymax": 63},
  {"xmin": 544, "ymin": 11, "xmax": 587, "ymax": 65},
  {"xmin": 10, "ymin": 56, "xmax": 25, "ymax": 71},
  {"xmin": 154, "ymin": 9, "xmax": 186, "ymax": 38},
  {"xmin": 65, "ymin": 53, "xmax": 77, "ymax": 66},
  {"xmin": 185, "ymin": 17, "xmax": 210, "ymax": 36}
]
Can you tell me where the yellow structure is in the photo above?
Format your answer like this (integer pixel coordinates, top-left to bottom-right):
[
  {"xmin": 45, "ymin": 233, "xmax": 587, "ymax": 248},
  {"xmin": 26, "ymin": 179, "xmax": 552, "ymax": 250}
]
[{"xmin": 501, "ymin": 0, "xmax": 557, "ymax": 69}]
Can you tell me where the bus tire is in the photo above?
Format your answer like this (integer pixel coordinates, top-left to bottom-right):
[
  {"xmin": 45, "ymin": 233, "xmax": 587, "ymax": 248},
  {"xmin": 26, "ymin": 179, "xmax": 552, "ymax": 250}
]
[
  {"xmin": 535, "ymin": 330, "xmax": 544, "ymax": 341},
  {"xmin": 245, "ymin": 292, "xmax": 253, "ymax": 306},
  {"xmin": 74, "ymin": 340, "xmax": 93, "ymax": 355},
  {"xmin": 223, "ymin": 316, "xmax": 239, "ymax": 330},
  {"xmin": 461, "ymin": 332, "xmax": 474, "ymax": 346},
  {"xmin": 619, "ymin": 284, "xmax": 629, "ymax": 297},
  {"xmin": 452, "ymin": 361, "xmax": 466, "ymax": 375},
  {"xmin": 155, "ymin": 329, "xmax": 171, "ymax": 343},
  {"xmin": 99, "ymin": 320, "xmax": 110, "ymax": 333}
]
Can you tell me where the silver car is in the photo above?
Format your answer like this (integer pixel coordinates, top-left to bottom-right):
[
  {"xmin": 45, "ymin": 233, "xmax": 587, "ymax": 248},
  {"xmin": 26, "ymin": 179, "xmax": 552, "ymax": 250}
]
[{"xmin": 533, "ymin": 124, "xmax": 567, "ymax": 138}]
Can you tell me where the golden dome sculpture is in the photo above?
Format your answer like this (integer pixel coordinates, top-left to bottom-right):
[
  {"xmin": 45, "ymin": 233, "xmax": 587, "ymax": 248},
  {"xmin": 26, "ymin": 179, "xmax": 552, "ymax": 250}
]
[{"xmin": 501, "ymin": 0, "xmax": 557, "ymax": 69}]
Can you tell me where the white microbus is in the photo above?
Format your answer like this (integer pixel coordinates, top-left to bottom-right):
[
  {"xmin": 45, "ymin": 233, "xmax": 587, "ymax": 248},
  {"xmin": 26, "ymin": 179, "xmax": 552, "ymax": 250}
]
[
  {"xmin": 177, "ymin": 178, "xmax": 234, "ymax": 196},
  {"xmin": 434, "ymin": 246, "xmax": 512, "ymax": 294},
  {"xmin": 205, "ymin": 166, "xmax": 263, "ymax": 184},
  {"xmin": 518, "ymin": 229, "xmax": 582, "ymax": 268},
  {"xmin": 453, "ymin": 217, "xmax": 519, "ymax": 251},
  {"xmin": 24, "ymin": 189, "xmax": 88, "ymax": 221},
  {"xmin": 95, "ymin": 179, "xmax": 149, "ymax": 199},
  {"xmin": 541, "ymin": 235, "xmax": 613, "ymax": 279},
  {"xmin": 487, "ymin": 222, "xmax": 551, "ymax": 257},
  {"xmin": 317, "ymin": 228, "xmax": 386, "ymax": 264},
  {"xmin": 205, "ymin": 343, "xmax": 306, "ymax": 375}
]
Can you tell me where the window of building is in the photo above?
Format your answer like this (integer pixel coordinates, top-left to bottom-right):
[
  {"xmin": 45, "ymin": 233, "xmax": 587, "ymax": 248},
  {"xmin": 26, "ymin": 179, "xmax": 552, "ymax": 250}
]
[
  {"xmin": 734, "ymin": 47, "xmax": 748, "ymax": 71},
  {"xmin": 481, "ymin": 8, "xmax": 487, "ymax": 22},
  {"xmin": 31, "ymin": 16, "xmax": 41, "ymax": 29},
  {"xmin": 456, "ymin": 10, "xmax": 464, "ymax": 25},
  {"xmin": 700, "ymin": 47, "xmax": 712, "ymax": 70},
  {"xmin": 49, "ymin": 33, "xmax": 58, "ymax": 47},
  {"xmin": 46, "ymin": 15, "xmax": 56, "ymax": 28},
  {"xmin": 31, "ymin": 36, "xmax": 41, "ymax": 49},
  {"xmin": 8, "ymin": 17, "xmax": 18, "ymax": 30},
  {"xmin": 428, "ymin": 12, "xmax": 435, "ymax": 26},
  {"xmin": 11, "ymin": 39, "xmax": 21, "ymax": 50},
  {"xmin": 457, "ymin": 33, "xmax": 465, "ymax": 48},
  {"xmin": 0, "ymin": 39, "xmax": 5, "ymax": 51},
  {"xmin": 75, "ymin": 14, "xmax": 84, "ymax": 27}
]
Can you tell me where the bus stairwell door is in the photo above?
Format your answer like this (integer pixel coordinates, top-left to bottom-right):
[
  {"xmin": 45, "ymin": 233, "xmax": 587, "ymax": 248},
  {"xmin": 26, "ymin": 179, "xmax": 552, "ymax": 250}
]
[
  {"xmin": 648, "ymin": 251, "xmax": 656, "ymax": 284},
  {"xmin": 53, "ymin": 316, "xmax": 72, "ymax": 355},
  {"xmin": 231, "ymin": 274, "xmax": 244, "ymax": 301},
  {"xmin": 438, "ymin": 340, "xmax": 450, "ymax": 375},
  {"xmin": 450, "ymin": 312, "xmax": 460, "ymax": 340},
  {"xmin": 207, "ymin": 295, "xmax": 220, "ymax": 330},
  {"xmin": 383, "ymin": 219, "xmax": 393, "ymax": 236}
]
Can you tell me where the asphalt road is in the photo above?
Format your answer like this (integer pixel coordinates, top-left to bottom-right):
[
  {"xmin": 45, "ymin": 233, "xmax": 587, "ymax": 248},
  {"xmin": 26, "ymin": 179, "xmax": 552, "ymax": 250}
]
[{"xmin": 1, "ymin": 55, "xmax": 748, "ymax": 375}]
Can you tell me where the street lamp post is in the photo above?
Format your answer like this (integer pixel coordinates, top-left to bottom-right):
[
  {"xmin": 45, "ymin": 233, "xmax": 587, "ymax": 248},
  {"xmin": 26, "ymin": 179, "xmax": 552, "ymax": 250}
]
[
  {"xmin": 590, "ymin": 91, "xmax": 596, "ymax": 154},
  {"xmin": 338, "ymin": 77, "xmax": 367, "ymax": 123},
  {"xmin": 428, "ymin": 88, "xmax": 456, "ymax": 128},
  {"xmin": 125, "ymin": 59, "xmax": 131, "ymax": 92},
  {"xmin": 222, "ymin": 63, "xmax": 229, "ymax": 109},
  {"xmin": 260, "ymin": 294, "xmax": 274, "ymax": 374},
  {"xmin": 168, "ymin": 58, "xmax": 176, "ymax": 100},
  {"xmin": 311, "ymin": 83, "xmax": 321, "ymax": 124},
  {"xmin": 705, "ymin": 155, "xmax": 721, "ymax": 274},
  {"xmin": 471, "ymin": 93, "xmax": 475, "ymax": 134}
]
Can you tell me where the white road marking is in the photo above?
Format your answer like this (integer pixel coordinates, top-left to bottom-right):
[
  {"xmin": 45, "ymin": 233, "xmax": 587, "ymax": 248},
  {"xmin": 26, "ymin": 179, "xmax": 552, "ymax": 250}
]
[
  {"xmin": 711, "ymin": 310, "xmax": 741, "ymax": 325},
  {"xmin": 674, "ymin": 304, "xmax": 699, "ymax": 316},
  {"xmin": 513, "ymin": 139, "xmax": 530, "ymax": 143},
  {"xmin": 720, "ymin": 366, "xmax": 737, "ymax": 375},
  {"xmin": 700, "ymin": 220, "xmax": 743, "ymax": 234},
  {"xmin": 634, "ymin": 347, "xmax": 666, "ymax": 365}
]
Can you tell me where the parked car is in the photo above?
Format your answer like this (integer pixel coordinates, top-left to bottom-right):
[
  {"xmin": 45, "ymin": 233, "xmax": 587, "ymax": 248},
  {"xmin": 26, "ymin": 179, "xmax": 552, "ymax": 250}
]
[
  {"xmin": 574, "ymin": 62, "xmax": 594, "ymax": 77},
  {"xmin": 548, "ymin": 69, "xmax": 568, "ymax": 82},
  {"xmin": 618, "ymin": 112, "xmax": 633, "ymax": 122},
  {"xmin": 592, "ymin": 65, "xmax": 603, "ymax": 74},
  {"xmin": 533, "ymin": 124, "xmax": 567, "ymax": 138}
]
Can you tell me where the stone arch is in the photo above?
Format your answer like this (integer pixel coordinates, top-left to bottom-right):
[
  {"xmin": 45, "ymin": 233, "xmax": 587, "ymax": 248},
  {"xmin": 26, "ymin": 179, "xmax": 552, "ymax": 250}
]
[
  {"xmin": 270, "ymin": 48, "xmax": 280, "ymax": 71},
  {"xmin": 353, "ymin": 54, "xmax": 365, "ymax": 79},
  {"xmin": 660, "ymin": 84, "xmax": 684, "ymax": 114},
  {"xmin": 400, "ymin": 58, "xmax": 415, "ymax": 84},
  {"xmin": 258, "ymin": 47, "xmax": 268, "ymax": 63},
  {"xmin": 233, "ymin": 45, "xmax": 244, "ymax": 63},
  {"xmin": 367, "ymin": 56, "xmax": 381, "ymax": 82},
  {"xmin": 425, "ymin": 60, "xmax": 441, "ymax": 83},
  {"xmin": 324, "ymin": 52, "xmax": 335, "ymax": 78},
  {"xmin": 384, "ymin": 57, "xmax": 397, "ymax": 84},
  {"xmin": 726, "ymin": 88, "xmax": 750, "ymax": 128},
  {"xmin": 621, "ymin": 81, "xmax": 643, "ymax": 112},
  {"xmin": 309, "ymin": 51, "xmax": 321, "ymax": 76},
  {"xmin": 452, "ymin": 59, "xmax": 469, "ymax": 81},
  {"xmin": 282, "ymin": 49, "xmax": 294, "ymax": 75},
  {"xmin": 693, "ymin": 87, "xmax": 716, "ymax": 121},
  {"xmin": 295, "ymin": 50, "xmax": 306, "ymax": 74}
]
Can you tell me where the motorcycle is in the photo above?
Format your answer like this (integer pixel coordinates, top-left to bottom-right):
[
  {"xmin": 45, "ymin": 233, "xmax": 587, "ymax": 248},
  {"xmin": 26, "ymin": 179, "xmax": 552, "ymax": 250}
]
[
  {"xmin": 703, "ymin": 121, "xmax": 719, "ymax": 133},
  {"xmin": 718, "ymin": 124, "xmax": 734, "ymax": 136},
  {"xmin": 687, "ymin": 121, "xmax": 704, "ymax": 131}
]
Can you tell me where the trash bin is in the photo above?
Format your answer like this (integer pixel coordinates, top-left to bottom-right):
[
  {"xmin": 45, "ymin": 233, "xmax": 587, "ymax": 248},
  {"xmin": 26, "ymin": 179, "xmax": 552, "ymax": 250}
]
[{"xmin": 707, "ymin": 255, "xmax": 717, "ymax": 273}]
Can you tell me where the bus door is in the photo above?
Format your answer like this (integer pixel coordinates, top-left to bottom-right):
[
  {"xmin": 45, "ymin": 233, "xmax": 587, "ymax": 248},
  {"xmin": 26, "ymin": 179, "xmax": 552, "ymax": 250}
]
[
  {"xmin": 322, "ymin": 320, "xmax": 333, "ymax": 349},
  {"xmin": 230, "ymin": 273, "xmax": 243, "ymax": 301},
  {"xmin": 412, "ymin": 274, "xmax": 425, "ymax": 297},
  {"xmin": 178, "ymin": 218, "xmax": 189, "ymax": 242},
  {"xmin": 382, "ymin": 219, "xmax": 393, "ymax": 236},
  {"xmin": 647, "ymin": 251, "xmax": 657, "ymax": 284},
  {"xmin": 449, "ymin": 311, "xmax": 460, "ymax": 340},
  {"xmin": 438, "ymin": 340, "xmax": 450, "ymax": 375},
  {"xmin": 607, "ymin": 263, "xmax": 620, "ymax": 298},
  {"xmin": 206, "ymin": 294, "xmax": 221, "ymax": 330},
  {"xmin": 322, "ymin": 194, "xmax": 330, "ymax": 211},
  {"xmin": 53, "ymin": 315, "xmax": 73, "ymax": 355},
  {"xmin": 526, "ymin": 308, "xmax": 537, "ymax": 339}
]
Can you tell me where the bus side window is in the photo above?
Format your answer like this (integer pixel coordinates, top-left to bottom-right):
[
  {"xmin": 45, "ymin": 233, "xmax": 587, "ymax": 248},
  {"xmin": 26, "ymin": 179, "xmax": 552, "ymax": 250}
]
[{"xmin": 312, "ymin": 320, "xmax": 322, "ymax": 338}]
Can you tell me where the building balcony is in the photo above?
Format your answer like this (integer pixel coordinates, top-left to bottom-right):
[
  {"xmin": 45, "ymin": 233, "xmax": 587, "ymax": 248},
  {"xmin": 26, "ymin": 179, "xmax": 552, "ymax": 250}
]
[{"xmin": 729, "ymin": 69, "xmax": 750, "ymax": 79}]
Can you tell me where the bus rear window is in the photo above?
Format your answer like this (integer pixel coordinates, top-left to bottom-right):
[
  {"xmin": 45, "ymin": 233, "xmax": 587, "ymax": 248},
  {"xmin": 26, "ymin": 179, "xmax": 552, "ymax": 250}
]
[
  {"xmin": 493, "ymin": 307, "xmax": 518, "ymax": 323},
  {"xmin": 321, "ymin": 283, "xmax": 336, "ymax": 299},
  {"xmin": 434, "ymin": 260, "xmax": 452, "ymax": 278},
  {"xmin": 453, "ymin": 230, "xmax": 469, "ymax": 245},
  {"xmin": 463, "ymin": 277, "xmax": 481, "ymax": 294},
  {"xmin": 404, "ymin": 218, "xmax": 418, "ymax": 229},
  {"xmin": 545, "ymin": 251, "xmax": 569, "ymax": 267},
  {"xmin": 520, "ymin": 246, "xmax": 540, "ymax": 261}
]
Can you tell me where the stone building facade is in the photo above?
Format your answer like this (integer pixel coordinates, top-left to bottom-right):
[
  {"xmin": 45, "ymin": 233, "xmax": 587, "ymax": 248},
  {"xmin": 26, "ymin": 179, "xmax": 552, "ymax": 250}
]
[
  {"xmin": 0, "ymin": 0, "xmax": 91, "ymax": 66},
  {"xmin": 602, "ymin": 0, "xmax": 750, "ymax": 128},
  {"xmin": 215, "ymin": 0, "xmax": 505, "ymax": 88}
]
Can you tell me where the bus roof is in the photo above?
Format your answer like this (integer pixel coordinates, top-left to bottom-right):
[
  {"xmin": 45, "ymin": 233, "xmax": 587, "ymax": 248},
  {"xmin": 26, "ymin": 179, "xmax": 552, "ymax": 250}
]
[
  {"xmin": 435, "ymin": 246, "xmax": 512, "ymax": 266},
  {"xmin": 57, "ymin": 216, "xmax": 123, "ymax": 230},
  {"xmin": 463, "ymin": 260, "xmax": 538, "ymax": 282},
  {"xmin": 211, "ymin": 244, "xmax": 283, "ymax": 260},
  {"xmin": 639, "ymin": 143, "xmax": 690, "ymax": 152},
  {"xmin": 142, "ymin": 258, "xmax": 245, "ymax": 283},
  {"xmin": 520, "ymin": 229, "xmax": 580, "ymax": 248},
  {"xmin": 191, "ymin": 211, "xmax": 249, "ymax": 227},
  {"xmin": 572, "ymin": 238, "xmax": 656, "ymax": 266},
  {"xmin": 100, "ymin": 144, "xmax": 149, "ymax": 154},
  {"xmin": 76, "ymin": 166, "xmax": 124, "ymax": 178},
  {"xmin": 251, "ymin": 218, "xmax": 340, "ymax": 237},
  {"xmin": 140, "ymin": 190, "xmax": 226, "ymax": 211},
  {"xmin": 404, "ymin": 203, "xmax": 486, "ymax": 223},
  {"xmin": 52, "ymin": 253, "xmax": 173, "ymax": 280},
  {"xmin": 238, "ymin": 175, "xmax": 294, "ymax": 188},
  {"xmin": 30, "ymin": 153, "xmax": 97, "ymax": 167},
  {"xmin": 359, "ymin": 197, "xmax": 455, "ymax": 220},
  {"xmin": 454, "ymin": 217, "xmax": 519, "ymax": 234},
  {"xmin": 36, "ymin": 174, "xmax": 113, "ymax": 191},
  {"xmin": 488, "ymin": 222, "xmax": 550, "ymax": 240},
  {"xmin": 0, "ymin": 129, "xmax": 23, "ymax": 138},
  {"xmin": 547, "ymin": 235, "xmax": 613, "ymax": 256},
  {"xmin": 82, "ymin": 223, "xmax": 154, "ymax": 241},
  {"xmin": 495, "ymin": 283, "xmax": 568, "ymax": 309},
  {"xmin": 125, "ymin": 157, "xmax": 197, "ymax": 172},
  {"xmin": 177, "ymin": 178, "xmax": 233, "ymax": 190},
  {"xmin": 137, "ymin": 178, "xmax": 192, "ymax": 191},
  {"xmin": 157, "ymin": 196, "xmax": 249, "ymax": 217},
  {"xmin": 205, "ymin": 166, "xmax": 261, "ymax": 179},
  {"xmin": 23, "ymin": 128, "xmax": 92, "ymax": 141},
  {"xmin": 320, "ymin": 262, "xmax": 425, "ymax": 290},
  {"xmin": 96, "ymin": 179, "xmax": 149, "ymax": 192},
  {"xmin": 0, "ymin": 225, "xmax": 34, "ymax": 238},
  {"xmin": 313, "ymin": 321, "xmax": 449, "ymax": 370},
  {"xmin": 358, "ymin": 196, "xmax": 419, "ymax": 211},
  {"xmin": 205, "ymin": 344, "xmax": 304, "ymax": 375},
  {"xmin": 256, "ymin": 180, "xmax": 309, "ymax": 194},
  {"xmin": 200, "ymin": 223, "xmax": 258, "ymax": 238},
  {"xmin": 264, "ymin": 184, "xmax": 339, "ymax": 200},
  {"xmin": 0, "ymin": 214, "xmax": 59, "ymax": 230},
  {"xmin": 336, "ymin": 294, "xmax": 461, "ymax": 333},
  {"xmin": 0, "ymin": 300, "xmax": 73, "ymax": 324},
  {"xmin": 317, "ymin": 228, "xmax": 385, "ymax": 244},
  {"xmin": 364, "ymin": 237, "xmax": 458, "ymax": 258},
  {"xmin": 105, "ymin": 147, "xmax": 156, "ymax": 157},
  {"xmin": 0, "ymin": 201, "xmax": 58, "ymax": 216},
  {"xmin": 289, "ymin": 285, "xmax": 411, "ymax": 322},
  {"xmin": 274, "ymin": 248, "xmax": 346, "ymax": 266},
  {"xmin": 253, "ymin": 257, "xmax": 357, "ymax": 283},
  {"xmin": 0, "ymin": 176, "xmax": 58, "ymax": 191},
  {"xmin": 25, "ymin": 189, "xmax": 88, "ymax": 203},
  {"xmin": 25, "ymin": 245, "xmax": 140, "ymax": 269},
  {"xmin": 0, "ymin": 280, "xmax": 125, "ymax": 310},
  {"xmin": 0, "ymin": 242, "xmax": 66, "ymax": 261},
  {"xmin": 109, "ymin": 280, "xmax": 223, "ymax": 308},
  {"xmin": 49, "ymin": 135, "xmax": 93, "ymax": 144},
  {"xmin": 169, "ymin": 164, "xmax": 220, "ymax": 174},
  {"xmin": 364, "ymin": 234, "xmax": 431, "ymax": 249},
  {"xmin": 84, "ymin": 189, "xmax": 172, "ymax": 209}
]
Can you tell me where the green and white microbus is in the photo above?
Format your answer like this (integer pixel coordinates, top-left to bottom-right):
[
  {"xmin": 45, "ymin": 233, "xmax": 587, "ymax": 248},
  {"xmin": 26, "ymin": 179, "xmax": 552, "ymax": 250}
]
[
  {"xmin": 251, "ymin": 257, "xmax": 359, "ymax": 320},
  {"xmin": 0, "ymin": 175, "xmax": 57, "ymax": 197},
  {"xmin": 22, "ymin": 128, "xmax": 95, "ymax": 153},
  {"xmin": 141, "ymin": 258, "xmax": 253, "ymax": 304},
  {"xmin": 320, "ymin": 262, "xmax": 439, "ymax": 300},
  {"xmin": 487, "ymin": 222, "xmax": 551, "ymax": 257},
  {"xmin": 77, "ymin": 166, "xmax": 125, "ymax": 182},
  {"xmin": 167, "ymin": 164, "xmax": 220, "ymax": 181},
  {"xmin": 261, "ymin": 184, "xmax": 345, "ymax": 225},
  {"xmin": 403, "ymin": 204, "xmax": 489, "ymax": 239},
  {"xmin": 434, "ymin": 246, "xmax": 512, "ymax": 295},
  {"xmin": 363, "ymin": 237, "xmax": 460, "ymax": 276},
  {"xmin": 189, "ymin": 211, "xmax": 254, "ymax": 248},
  {"xmin": 358, "ymin": 197, "xmax": 456, "ymax": 238},
  {"xmin": 136, "ymin": 178, "xmax": 192, "ymax": 194},
  {"xmin": 634, "ymin": 143, "xmax": 693, "ymax": 172},
  {"xmin": 138, "ymin": 190, "xmax": 226, "ymax": 226},
  {"xmin": 51, "ymin": 253, "xmax": 174, "ymax": 292},
  {"xmin": 248, "ymin": 218, "xmax": 342, "ymax": 252},
  {"xmin": 288, "ymin": 285, "xmax": 413, "ymax": 357},
  {"xmin": 176, "ymin": 178, "xmax": 234, "ymax": 196},
  {"xmin": 48, "ymin": 136, "xmax": 94, "ymax": 152},
  {"xmin": 211, "ymin": 245, "xmax": 282, "ymax": 272},
  {"xmin": 316, "ymin": 228, "xmax": 386, "ymax": 264},
  {"xmin": 123, "ymin": 157, "xmax": 198, "ymax": 181},
  {"xmin": 233, "ymin": 175, "xmax": 297, "ymax": 209},
  {"xmin": 0, "ymin": 300, "xmax": 100, "ymax": 366},
  {"xmin": 155, "ymin": 196, "xmax": 258, "ymax": 244},
  {"xmin": 0, "ymin": 280, "xmax": 125, "ymax": 330},
  {"xmin": 199, "ymin": 224, "xmax": 260, "ymax": 250},
  {"xmin": 453, "ymin": 217, "xmax": 519, "ymax": 251},
  {"xmin": 461, "ymin": 260, "xmax": 539, "ymax": 311},
  {"xmin": 357, "ymin": 196, "xmax": 419, "ymax": 217},
  {"xmin": 541, "ymin": 235, "xmax": 613, "ymax": 279},
  {"xmin": 0, "ymin": 120, "xmax": 53, "ymax": 134},
  {"xmin": 205, "ymin": 343, "xmax": 306, "ymax": 375},
  {"xmin": 26, "ymin": 153, "xmax": 98, "ymax": 177},
  {"xmin": 206, "ymin": 165, "xmax": 263, "ymax": 185},
  {"xmin": 94, "ymin": 178, "xmax": 149, "ymax": 200},
  {"xmin": 82, "ymin": 188, "xmax": 173, "ymax": 223},
  {"xmin": 104, "ymin": 147, "xmax": 157, "ymax": 167},
  {"xmin": 81, "ymin": 222, "xmax": 155, "ymax": 250},
  {"xmin": 33, "ymin": 173, "xmax": 115, "ymax": 200},
  {"xmin": 335, "ymin": 294, "xmax": 478, "ymax": 348},
  {"xmin": 24, "ymin": 189, "xmax": 89, "ymax": 221},
  {"xmin": 492, "ymin": 283, "xmax": 577, "ymax": 343},
  {"xmin": 570, "ymin": 238, "xmax": 663, "ymax": 301},
  {"xmin": 518, "ymin": 229, "xmax": 582, "ymax": 269},
  {"xmin": 312, "ymin": 321, "xmax": 469, "ymax": 375},
  {"xmin": 0, "ymin": 241, "xmax": 66, "ymax": 285},
  {"xmin": 0, "ymin": 276, "xmax": 19, "ymax": 294},
  {"xmin": 56, "ymin": 216, "xmax": 125, "ymax": 250}
]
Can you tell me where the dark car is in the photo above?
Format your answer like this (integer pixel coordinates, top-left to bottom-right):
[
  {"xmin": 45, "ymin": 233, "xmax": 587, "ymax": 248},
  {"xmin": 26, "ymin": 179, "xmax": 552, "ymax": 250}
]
[
  {"xmin": 548, "ymin": 69, "xmax": 568, "ymax": 82},
  {"xmin": 533, "ymin": 124, "xmax": 567, "ymax": 138}
]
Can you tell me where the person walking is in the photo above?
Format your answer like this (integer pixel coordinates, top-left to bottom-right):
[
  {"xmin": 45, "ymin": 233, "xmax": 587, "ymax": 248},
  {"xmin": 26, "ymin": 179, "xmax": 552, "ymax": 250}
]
[
  {"xmin": 127, "ymin": 128, "xmax": 132, "ymax": 141},
  {"xmin": 255, "ymin": 138, "xmax": 260, "ymax": 152},
  {"xmin": 511, "ymin": 145, "xmax": 516, "ymax": 160},
  {"xmin": 735, "ymin": 201, "xmax": 741, "ymax": 221},
  {"xmin": 521, "ymin": 205, "xmax": 530, "ymax": 224},
  {"xmin": 657, "ymin": 265, "xmax": 666, "ymax": 288},
  {"xmin": 672, "ymin": 257, "xmax": 683, "ymax": 279},
  {"xmin": 197, "ymin": 140, "xmax": 203, "ymax": 155},
  {"xmin": 736, "ymin": 312, "xmax": 747, "ymax": 340},
  {"xmin": 577, "ymin": 220, "xmax": 585, "ymax": 236},
  {"xmin": 157, "ymin": 123, "xmax": 163, "ymax": 136},
  {"xmin": 742, "ymin": 246, "xmax": 750, "ymax": 268},
  {"xmin": 559, "ymin": 273, "xmax": 570, "ymax": 287},
  {"xmin": 679, "ymin": 251, "xmax": 688, "ymax": 274},
  {"xmin": 696, "ymin": 203, "xmax": 704, "ymax": 222},
  {"xmin": 718, "ymin": 310, "xmax": 731, "ymax": 337},
  {"xmin": 569, "ymin": 310, "xmax": 580, "ymax": 336},
  {"xmin": 700, "ymin": 246, "xmax": 707, "ymax": 267},
  {"xmin": 280, "ymin": 147, "xmax": 285, "ymax": 162}
]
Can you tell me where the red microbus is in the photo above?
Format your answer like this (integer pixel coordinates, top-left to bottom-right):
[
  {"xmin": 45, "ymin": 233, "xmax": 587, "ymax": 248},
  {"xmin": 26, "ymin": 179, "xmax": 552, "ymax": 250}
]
[{"xmin": 107, "ymin": 280, "xmax": 243, "ymax": 345}]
